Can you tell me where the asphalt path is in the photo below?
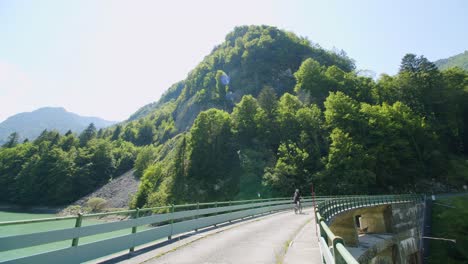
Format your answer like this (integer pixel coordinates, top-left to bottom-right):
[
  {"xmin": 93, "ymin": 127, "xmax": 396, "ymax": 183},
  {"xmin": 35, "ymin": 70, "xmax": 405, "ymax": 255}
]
[{"xmin": 142, "ymin": 208, "xmax": 320, "ymax": 264}]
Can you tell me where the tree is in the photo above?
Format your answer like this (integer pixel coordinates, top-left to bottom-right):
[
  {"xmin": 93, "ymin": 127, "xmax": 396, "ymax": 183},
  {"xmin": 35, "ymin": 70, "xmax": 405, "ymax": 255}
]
[
  {"xmin": 59, "ymin": 133, "xmax": 78, "ymax": 152},
  {"xmin": 231, "ymin": 95, "xmax": 266, "ymax": 145},
  {"xmin": 122, "ymin": 125, "xmax": 137, "ymax": 143},
  {"xmin": 132, "ymin": 163, "xmax": 165, "ymax": 208},
  {"xmin": 215, "ymin": 70, "xmax": 228, "ymax": 102},
  {"xmin": 136, "ymin": 121, "xmax": 155, "ymax": 146},
  {"xmin": 397, "ymin": 54, "xmax": 442, "ymax": 116},
  {"xmin": 294, "ymin": 58, "xmax": 329, "ymax": 103},
  {"xmin": 438, "ymin": 68, "xmax": 468, "ymax": 153},
  {"xmin": 359, "ymin": 102, "xmax": 432, "ymax": 187},
  {"xmin": 257, "ymin": 86, "xmax": 279, "ymax": 145},
  {"xmin": 134, "ymin": 145, "xmax": 157, "ymax": 178},
  {"xmin": 323, "ymin": 92, "xmax": 363, "ymax": 137},
  {"xmin": 188, "ymin": 109, "xmax": 239, "ymax": 201},
  {"xmin": 2, "ymin": 132, "xmax": 19, "ymax": 148},
  {"xmin": 277, "ymin": 93, "xmax": 302, "ymax": 141},
  {"xmin": 112, "ymin": 140, "xmax": 138, "ymax": 175},
  {"xmin": 263, "ymin": 141, "xmax": 311, "ymax": 195},
  {"xmin": 295, "ymin": 105, "xmax": 325, "ymax": 170},
  {"xmin": 111, "ymin": 125, "xmax": 122, "ymax": 141},
  {"xmin": 0, "ymin": 143, "xmax": 36, "ymax": 202},
  {"xmin": 79, "ymin": 123, "xmax": 97, "ymax": 146},
  {"xmin": 43, "ymin": 148, "xmax": 75, "ymax": 204},
  {"xmin": 89, "ymin": 140, "xmax": 116, "ymax": 185},
  {"xmin": 171, "ymin": 136, "xmax": 189, "ymax": 203},
  {"xmin": 321, "ymin": 128, "xmax": 376, "ymax": 194}
]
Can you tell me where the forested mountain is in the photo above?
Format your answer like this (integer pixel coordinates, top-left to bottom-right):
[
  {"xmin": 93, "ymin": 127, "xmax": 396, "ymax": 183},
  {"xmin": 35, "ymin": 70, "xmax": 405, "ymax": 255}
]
[
  {"xmin": 435, "ymin": 50, "xmax": 468, "ymax": 71},
  {"xmin": 124, "ymin": 25, "xmax": 354, "ymax": 128},
  {"xmin": 1, "ymin": 25, "xmax": 467, "ymax": 207},
  {"xmin": 0, "ymin": 107, "xmax": 116, "ymax": 144}
]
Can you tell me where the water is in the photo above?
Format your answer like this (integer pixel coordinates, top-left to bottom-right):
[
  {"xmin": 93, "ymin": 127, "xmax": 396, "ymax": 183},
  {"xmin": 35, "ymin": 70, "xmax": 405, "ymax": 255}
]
[{"xmin": 0, "ymin": 210, "xmax": 143, "ymax": 262}]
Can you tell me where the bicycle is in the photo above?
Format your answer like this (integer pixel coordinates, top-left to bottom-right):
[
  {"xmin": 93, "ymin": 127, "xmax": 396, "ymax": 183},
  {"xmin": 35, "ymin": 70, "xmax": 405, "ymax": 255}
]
[{"xmin": 294, "ymin": 199, "xmax": 302, "ymax": 214}]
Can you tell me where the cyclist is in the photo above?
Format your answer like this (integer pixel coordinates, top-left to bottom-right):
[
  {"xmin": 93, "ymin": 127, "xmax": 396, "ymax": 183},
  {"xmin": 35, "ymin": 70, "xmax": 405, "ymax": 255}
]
[{"xmin": 293, "ymin": 189, "xmax": 302, "ymax": 214}]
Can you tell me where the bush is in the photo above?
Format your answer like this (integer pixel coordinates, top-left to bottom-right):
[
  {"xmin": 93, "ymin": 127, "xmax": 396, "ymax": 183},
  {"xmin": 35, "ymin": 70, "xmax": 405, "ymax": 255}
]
[{"xmin": 86, "ymin": 197, "xmax": 108, "ymax": 212}]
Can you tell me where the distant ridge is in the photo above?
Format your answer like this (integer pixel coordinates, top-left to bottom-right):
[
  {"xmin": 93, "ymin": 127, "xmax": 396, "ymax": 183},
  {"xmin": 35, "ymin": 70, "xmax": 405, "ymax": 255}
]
[
  {"xmin": 0, "ymin": 107, "xmax": 117, "ymax": 143},
  {"xmin": 434, "ymin": 50, "xmax": 468, "ymax": 71}
]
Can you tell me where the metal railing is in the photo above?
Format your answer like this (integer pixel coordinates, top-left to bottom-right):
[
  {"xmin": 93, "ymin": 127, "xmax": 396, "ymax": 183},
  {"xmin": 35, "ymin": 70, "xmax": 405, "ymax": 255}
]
[
  {"xmin": 315, "ymin": 194, "xmax": 424, "ymax": 264},
  {"xmin": 0, "ymin": 196, "xmax": 324, "ymax": 264}
]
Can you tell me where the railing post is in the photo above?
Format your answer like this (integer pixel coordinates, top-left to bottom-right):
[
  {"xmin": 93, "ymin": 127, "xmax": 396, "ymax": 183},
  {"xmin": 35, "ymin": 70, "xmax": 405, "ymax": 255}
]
[
  {"xmin": 195, "ymin": 202, "xmax": 200, "ymax": 231},
  {"xmin": 168, "ymin": 204, "xmax": 175, "ymax": 240},
  {"xmin": 214, "ymin": 202, "xmax": 218, "ymax": 227},
  {"xmin": 330, "ymin": 200, "xmax": 335, "ymax": 217},
  {"xmin": 129, "ymin": 208, "xmax": 140, "ymax": 253},
  {"xmin": 71, "ymin": 213, "xmax": 83, "ymax": 247},
  {"xmin": 317, "ymin": 215, "xmax": 328, "ymax": 243},
  {"xmin": 227, "ymin": 201, "xmax": 233, "ymax": 222},
  {"xmin": 333, "ymin": 236, "xmax": 345, "ymax": 264}
]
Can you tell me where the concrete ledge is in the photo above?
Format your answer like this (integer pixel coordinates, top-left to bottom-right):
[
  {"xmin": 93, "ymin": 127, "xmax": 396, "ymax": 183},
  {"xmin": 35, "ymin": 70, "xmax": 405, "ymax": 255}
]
[{"xmin": 345, "ymin": 229, "xmax": 419, "ymax": 263}]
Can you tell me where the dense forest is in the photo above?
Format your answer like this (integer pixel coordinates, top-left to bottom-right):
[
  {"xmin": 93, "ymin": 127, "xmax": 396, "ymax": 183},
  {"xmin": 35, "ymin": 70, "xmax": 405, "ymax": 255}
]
[{"xmin": 1, "ymin": 25, "xmax": 467, "ymax": 207}]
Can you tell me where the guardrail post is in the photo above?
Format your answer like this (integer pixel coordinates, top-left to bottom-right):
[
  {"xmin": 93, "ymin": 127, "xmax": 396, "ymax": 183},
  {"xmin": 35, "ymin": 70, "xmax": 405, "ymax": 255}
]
[
  {"xmin": 228, "ymin": 201, "xmax": 233, "ymax": 223},
  {"xmin": 214, "ymin": 202, "xmax": 218, "ymax": 227},
  {"xmin": 324, "ymin": 201, "xmax": 329, "ymax": 221},
  {"xmin": 168, "ymin": 204, "xmax": 175, "ymax": 240},
  {"xmin": 332, "ymin": 199, "xmax": 337, "ymax": 216},
  {"xmin": 333, "ymin": 236, "xmax": 345, "ymax": 264},
  {"xmin": 71, "ymin": 213, "xmax": 83, "ymax": 247},
  {"xmin": 129, "ymin": 208, "xmax": 140, "ymax": 253},
  {"xmin": 195, "ymin": 202, "xmax": 200, "ymax": 231},
  {"xmin": 317, "ymin": 215, "xmax": 327, "ymax": 243}
]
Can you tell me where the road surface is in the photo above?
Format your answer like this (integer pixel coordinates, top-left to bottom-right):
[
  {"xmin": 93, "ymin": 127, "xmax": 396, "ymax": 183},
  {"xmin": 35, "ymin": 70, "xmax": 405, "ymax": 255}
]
[{"xmin": 140, "ymin": 208, "xmax": 321, "ymax": 264}]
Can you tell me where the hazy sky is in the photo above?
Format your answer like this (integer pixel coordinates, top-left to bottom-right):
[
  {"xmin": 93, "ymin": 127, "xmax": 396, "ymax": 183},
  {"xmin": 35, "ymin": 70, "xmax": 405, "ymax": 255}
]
[{"xmin": 0, "ymin": 0, "xmax": 467, "ymax": 122}]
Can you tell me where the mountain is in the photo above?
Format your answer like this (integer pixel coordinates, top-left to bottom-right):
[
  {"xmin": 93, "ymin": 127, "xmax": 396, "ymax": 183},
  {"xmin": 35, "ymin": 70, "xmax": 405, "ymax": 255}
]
[
  {"xmin": 434, "ymin": 51, "xmax": 468, "ymax": 71},
  {"xmin": 0, "ymin": 107, "xmax": 117, "ymax": 144},
  {"xmin": 2, "ymin": 25, "xmax": 466, "ymax": 208},
  {"xmin": 122, "ymin": 25, "xmax": 355, "ymax": 143}
]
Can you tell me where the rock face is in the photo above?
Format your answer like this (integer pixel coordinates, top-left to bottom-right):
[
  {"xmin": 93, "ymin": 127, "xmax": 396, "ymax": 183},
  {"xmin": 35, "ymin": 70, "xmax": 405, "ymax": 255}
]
[{"xmin": 73, "ymin": 170, "xmax": 139, "ymax": 209}]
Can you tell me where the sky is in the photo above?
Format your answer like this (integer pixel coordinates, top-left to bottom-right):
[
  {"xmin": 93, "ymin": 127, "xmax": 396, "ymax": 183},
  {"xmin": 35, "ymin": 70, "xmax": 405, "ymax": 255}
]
[{"xmin": 0, "ymin": 0, "xmax": 467, "ymax": 122}]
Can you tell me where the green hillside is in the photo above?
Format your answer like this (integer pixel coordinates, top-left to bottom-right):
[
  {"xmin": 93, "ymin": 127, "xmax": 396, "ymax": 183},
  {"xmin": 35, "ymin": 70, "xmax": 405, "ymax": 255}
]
[
  {"xmin": 123, "ymin": 25, "xmax": 354, "ymax": 140},
  {"xmin": 435, "ymin": 51, "xmax": 468, "ymax": 71},
  {"xmin": 1, "ymin": 25, "xmax": 467, "ymax": 207}
]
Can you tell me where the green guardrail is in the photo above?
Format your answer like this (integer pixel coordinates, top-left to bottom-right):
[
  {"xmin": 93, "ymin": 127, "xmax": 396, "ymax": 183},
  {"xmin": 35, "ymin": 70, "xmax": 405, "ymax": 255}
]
[
  {"xmin": 0, "ymin": 196, "xmax": 327, "ymax": 264},
  {"xmin": 315, "ymin": 194, "xmax": 424, "ymax": 264}
]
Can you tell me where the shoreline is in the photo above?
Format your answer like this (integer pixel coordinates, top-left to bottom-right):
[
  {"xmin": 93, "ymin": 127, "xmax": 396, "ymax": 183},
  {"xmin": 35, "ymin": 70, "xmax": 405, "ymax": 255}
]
[{"xmin": 0, "ymin": 204, "xmax": 63, "ymax": 214}]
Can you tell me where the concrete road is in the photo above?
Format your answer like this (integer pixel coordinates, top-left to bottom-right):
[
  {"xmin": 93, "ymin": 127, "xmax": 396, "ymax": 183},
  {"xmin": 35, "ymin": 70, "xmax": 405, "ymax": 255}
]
[
  {"xmin": 142, "ymin": 209, "xmax": 320, "ymax": 264},
  {"xmin": 283, "ymin": 219, "xmax": 322, "ymax": 264}
]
